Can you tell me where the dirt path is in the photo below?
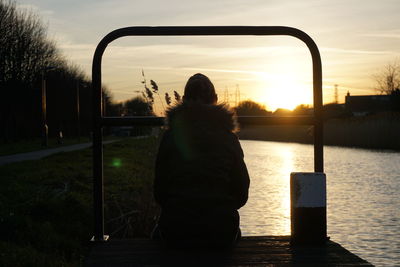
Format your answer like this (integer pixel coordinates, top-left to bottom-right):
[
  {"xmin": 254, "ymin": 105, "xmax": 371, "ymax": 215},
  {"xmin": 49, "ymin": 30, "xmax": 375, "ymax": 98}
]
[{"xmin": 0, "ymin": 140, "xmax": 117, "ymax": 166}]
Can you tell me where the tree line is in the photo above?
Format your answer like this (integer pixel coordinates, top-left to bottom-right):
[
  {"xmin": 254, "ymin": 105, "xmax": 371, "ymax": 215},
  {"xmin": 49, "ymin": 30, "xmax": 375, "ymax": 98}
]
[{"xmin": 0, "ymin": 0, "xmax": 115, "ymax": 142}]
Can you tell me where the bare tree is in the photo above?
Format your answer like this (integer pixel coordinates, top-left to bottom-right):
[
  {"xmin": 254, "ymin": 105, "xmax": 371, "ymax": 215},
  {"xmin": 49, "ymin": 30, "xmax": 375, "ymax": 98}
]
[
  {"xmin": 0, "ymin": 0, "xmax": 115, "ymax": 140},
  {"xmin": 0, "ymin": 0, "xmax": 58, "ymax": 85},
  {"xmin": 374, "ymin": 61, "xmax": 400, "ymax": 95}
]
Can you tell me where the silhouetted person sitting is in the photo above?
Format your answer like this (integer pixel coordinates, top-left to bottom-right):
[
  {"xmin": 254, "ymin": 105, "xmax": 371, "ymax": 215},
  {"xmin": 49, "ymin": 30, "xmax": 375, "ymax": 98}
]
[{"xmin": 153, "ymin": 73, "xmax": 250, "ymax": 248}]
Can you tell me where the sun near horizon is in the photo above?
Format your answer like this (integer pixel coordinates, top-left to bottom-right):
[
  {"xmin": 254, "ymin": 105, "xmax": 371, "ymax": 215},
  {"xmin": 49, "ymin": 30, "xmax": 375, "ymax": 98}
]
[{"xmin": 256, "ymin": 69, "xmax": 313, "ymax": 111}]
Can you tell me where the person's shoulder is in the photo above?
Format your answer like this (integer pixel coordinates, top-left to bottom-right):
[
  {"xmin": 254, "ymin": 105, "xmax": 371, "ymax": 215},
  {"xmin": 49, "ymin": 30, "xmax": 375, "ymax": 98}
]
[
  {"xmin": 166, "ymin": 102, "xmax": 238, "ymax": 132},
  {"xmin": 158, "ymin": 129, "xmax": 174, "ymax": 147},
  {"xmin": 225, "ymin": 131, "xmax": 244, "ymax": 156},
  {"xmin": 209, "ymin": 104, "xmax": 238, "ymax": 132}
]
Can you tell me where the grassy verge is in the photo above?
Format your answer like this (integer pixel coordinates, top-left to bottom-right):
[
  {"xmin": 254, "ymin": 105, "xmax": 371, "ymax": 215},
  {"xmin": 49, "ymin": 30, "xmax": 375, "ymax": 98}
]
[{"xmin": 0, "ymin": 137, "xmax": 159, "ymax": 266}]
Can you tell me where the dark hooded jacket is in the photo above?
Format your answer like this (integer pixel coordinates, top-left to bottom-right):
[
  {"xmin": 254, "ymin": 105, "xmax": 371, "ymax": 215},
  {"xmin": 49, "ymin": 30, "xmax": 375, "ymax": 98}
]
[{"xmin": 154, "ymin": 102, "xmax": 250, "ymax": 244}]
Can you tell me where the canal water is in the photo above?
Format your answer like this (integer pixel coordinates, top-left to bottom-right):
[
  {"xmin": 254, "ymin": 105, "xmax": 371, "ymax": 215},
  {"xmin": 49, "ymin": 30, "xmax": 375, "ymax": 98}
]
[{"xmin": 239, "ymin": 140, "xmax": 400, "ymax": 267}]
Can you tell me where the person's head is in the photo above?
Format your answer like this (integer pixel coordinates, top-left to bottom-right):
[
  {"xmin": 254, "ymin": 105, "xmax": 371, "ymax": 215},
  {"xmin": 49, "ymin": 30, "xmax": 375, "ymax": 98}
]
[{"xmin": 183, "ymin": 73, "xmax": 218, "ymax": 104}]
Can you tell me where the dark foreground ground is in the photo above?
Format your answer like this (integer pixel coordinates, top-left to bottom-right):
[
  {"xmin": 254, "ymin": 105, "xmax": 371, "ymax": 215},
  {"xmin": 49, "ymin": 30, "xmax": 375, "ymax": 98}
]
[
  {"xmin": 0, "ymin": 137, "xmax": 159, "ymax": 266},
  {"xmin": 86, "ymin": 236, "xmax": 372, "ymax": 266}
]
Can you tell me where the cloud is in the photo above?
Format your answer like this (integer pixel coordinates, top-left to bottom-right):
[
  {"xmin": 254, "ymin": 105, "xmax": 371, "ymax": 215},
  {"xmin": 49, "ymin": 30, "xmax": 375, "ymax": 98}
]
[
  {"xmin": 17, "ymin": 3, "xmax": 54, "ymax": 16},
  {"xmin": 361, "ymin": 33, "xmax": 400, "ymax": 39},
  {"xmin": 59, "ymin": 43, "xmax": 95, "ymax": 51},
  {"xmin": 321, "ymin": 47, "xmax": 394, "ymax": 55}
]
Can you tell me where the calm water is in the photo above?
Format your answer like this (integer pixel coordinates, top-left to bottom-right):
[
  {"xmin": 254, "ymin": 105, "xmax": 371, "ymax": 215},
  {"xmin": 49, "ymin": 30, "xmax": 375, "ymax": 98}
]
[{"xmin": 239, "ymin": 140, "xmax": 400, "ymax": 267}]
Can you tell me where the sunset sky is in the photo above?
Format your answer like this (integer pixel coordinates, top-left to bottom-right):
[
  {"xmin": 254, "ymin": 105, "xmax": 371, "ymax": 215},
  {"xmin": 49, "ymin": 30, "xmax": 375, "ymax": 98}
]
[{"xmin": 18, "ymin": 0, "xmax": 400, "ymax": 112}]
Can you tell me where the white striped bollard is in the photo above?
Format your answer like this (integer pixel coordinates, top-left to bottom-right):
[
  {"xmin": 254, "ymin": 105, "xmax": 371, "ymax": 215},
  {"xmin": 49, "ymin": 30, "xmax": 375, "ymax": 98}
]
[{"xmin": 290, "ymin": 172, "xmax": 327, "ymax": 245}]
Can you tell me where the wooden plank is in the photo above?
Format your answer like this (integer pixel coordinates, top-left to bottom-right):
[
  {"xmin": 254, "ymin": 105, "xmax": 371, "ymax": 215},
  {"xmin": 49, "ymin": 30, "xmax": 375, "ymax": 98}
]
[{"xmin": 86, "ymin": 236, "xmax": 373, "ymax": 266}]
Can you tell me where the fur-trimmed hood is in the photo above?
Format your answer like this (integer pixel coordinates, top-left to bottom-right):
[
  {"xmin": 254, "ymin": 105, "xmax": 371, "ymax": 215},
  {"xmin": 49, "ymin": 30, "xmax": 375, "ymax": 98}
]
[{"xmin": 166, "ymin": 102, "xmax": 238, "ymax": 133}]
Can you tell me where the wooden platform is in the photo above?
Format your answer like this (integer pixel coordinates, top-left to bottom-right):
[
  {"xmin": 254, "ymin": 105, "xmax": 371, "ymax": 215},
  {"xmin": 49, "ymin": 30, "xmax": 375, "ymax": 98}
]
[{"xmin": 86, "ymin": 236, "xmax": 372, "ymax": 266}]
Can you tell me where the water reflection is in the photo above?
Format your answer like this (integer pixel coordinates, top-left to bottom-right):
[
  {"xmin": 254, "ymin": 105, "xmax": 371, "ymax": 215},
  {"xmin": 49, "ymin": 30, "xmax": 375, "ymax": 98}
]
[
  {"xmin": 240, "ymin": 141, "xmax": 297, "ymax": 236},
  {"xmin": 239, "ymin": 140, "xmax": 400, "ymax": 267}
]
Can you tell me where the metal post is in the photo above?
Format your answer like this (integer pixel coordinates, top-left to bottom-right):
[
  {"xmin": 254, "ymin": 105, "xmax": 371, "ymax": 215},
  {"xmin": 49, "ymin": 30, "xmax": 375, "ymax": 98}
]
[
  {"xmin": 41, "ymin": 70, "xmax": 48, "ymax": 147},
  {"xmin": 77, "ymin": 81, "xmax": 81, "ymax": 142},
  {"xmin": 311, "ymin": 46, "xmax": 324, "ymax": 173},
  {"xmin": 57, "ymin": 83, "xmax": 63, "ymax": 145},
  {"xmin": 92, "ymin": 42, "xmax": 107, "ymax": 242}
]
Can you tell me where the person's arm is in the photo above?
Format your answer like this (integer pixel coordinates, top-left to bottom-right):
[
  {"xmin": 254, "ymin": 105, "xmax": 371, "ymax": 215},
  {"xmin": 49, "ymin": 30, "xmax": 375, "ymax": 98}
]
[
  {"xmin": 230, "ymin": 134, "xmax": 250, "ymax": 209},
  {"xmin": 154, "ymin": 130, "xmax": 172, "ymax": 204}
]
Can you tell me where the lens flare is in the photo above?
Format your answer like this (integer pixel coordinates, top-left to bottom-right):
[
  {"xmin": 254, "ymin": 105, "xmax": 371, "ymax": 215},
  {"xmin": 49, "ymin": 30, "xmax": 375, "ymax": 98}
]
[{"xmin": 112, "ymin": 158, "xmax": 122, "ymax": 168}]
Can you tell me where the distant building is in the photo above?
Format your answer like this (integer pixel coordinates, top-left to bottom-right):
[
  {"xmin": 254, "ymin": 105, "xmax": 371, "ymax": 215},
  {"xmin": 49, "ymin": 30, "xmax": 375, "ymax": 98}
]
[{"xmin": 345, "ymin": 91, "xmax": 399, "ymax": 115}]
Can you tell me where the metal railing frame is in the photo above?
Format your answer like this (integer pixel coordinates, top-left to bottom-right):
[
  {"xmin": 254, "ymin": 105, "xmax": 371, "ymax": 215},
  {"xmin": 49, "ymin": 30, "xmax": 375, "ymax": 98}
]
[{"xmin": 92, "ymin": 26, "xmax": 323, "ymax": 241}]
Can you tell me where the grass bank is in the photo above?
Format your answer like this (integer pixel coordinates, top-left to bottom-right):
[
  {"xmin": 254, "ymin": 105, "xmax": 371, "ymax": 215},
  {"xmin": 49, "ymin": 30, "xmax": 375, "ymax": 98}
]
[
  {"xmin": 238, "ymin": 112, "xmax": 400, "ymax": 150},
  {"xmin": 0, "ymin": 137, "xmax": 159, "ymax": 266}
]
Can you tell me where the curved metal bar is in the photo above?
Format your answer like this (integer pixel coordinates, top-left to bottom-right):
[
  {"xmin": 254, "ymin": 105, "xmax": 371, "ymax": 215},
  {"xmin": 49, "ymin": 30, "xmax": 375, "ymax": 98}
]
[{"xmin": 92, "ymin": 26, "xmax": 323, "ymax": 241}]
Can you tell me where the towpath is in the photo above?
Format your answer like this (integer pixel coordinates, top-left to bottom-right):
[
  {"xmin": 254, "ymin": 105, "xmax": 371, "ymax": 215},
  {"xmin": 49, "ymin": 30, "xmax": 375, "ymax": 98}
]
[{"xmin": 0, "ymin": 140, "xmax": 116, "ymax": 166}]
